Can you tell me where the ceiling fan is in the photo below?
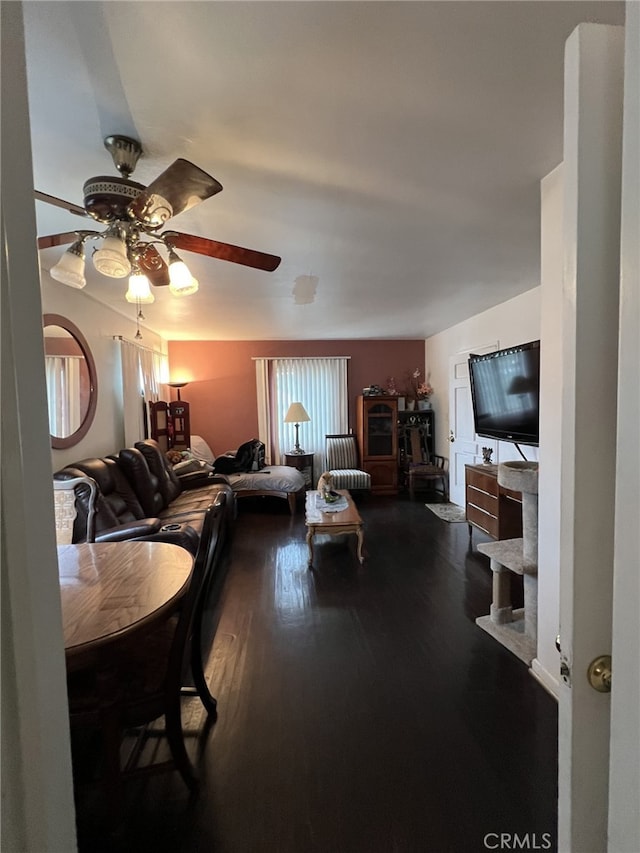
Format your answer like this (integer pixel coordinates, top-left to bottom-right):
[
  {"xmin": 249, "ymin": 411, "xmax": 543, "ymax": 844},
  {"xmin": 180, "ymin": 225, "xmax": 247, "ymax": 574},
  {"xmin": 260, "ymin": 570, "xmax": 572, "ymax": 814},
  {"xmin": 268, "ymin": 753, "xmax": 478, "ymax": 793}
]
[{"xmin": 36, "ymin": 135, "xmax": 281, "ymax": 301}]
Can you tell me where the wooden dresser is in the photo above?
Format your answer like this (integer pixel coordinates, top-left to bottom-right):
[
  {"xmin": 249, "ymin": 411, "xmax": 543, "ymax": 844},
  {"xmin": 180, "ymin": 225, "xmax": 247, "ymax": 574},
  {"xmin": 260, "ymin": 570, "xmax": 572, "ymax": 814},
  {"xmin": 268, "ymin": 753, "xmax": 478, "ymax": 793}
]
[{"xmin": 465, "ymin": 464, "xmax": 523, "ymax": 540}]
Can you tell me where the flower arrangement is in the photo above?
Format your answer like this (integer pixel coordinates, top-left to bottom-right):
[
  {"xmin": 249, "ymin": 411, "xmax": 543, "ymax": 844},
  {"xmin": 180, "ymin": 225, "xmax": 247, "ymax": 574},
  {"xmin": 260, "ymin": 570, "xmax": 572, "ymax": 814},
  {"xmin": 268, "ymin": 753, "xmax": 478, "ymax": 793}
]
[{"xmin": 405, "ymin": 368, "xmax": 433, "ymax": 401}]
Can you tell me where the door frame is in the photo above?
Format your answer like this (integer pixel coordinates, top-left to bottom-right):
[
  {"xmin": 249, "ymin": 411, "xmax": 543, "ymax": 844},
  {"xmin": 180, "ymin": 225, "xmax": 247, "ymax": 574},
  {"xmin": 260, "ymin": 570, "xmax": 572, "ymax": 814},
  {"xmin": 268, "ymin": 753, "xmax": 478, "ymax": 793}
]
[
  {"xmin": 448, "ymin": 343, "xmax": 497, "ymax": 506},
  {"xmin": 557, "ymin": 21, "xmax": 632, "ymax": 852},
  {"xmin": 607, "ymin": 7, "xmax": 639, "ymax": 850}
]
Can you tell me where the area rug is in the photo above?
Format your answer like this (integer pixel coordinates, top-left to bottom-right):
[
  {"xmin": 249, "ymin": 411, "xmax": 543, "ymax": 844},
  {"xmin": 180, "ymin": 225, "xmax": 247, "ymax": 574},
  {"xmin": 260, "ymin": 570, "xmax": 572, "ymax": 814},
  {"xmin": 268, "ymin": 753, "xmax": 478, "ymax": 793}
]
[{"xmin": 425, "ymin": 503, "xmax": 467, "ymax": 523}]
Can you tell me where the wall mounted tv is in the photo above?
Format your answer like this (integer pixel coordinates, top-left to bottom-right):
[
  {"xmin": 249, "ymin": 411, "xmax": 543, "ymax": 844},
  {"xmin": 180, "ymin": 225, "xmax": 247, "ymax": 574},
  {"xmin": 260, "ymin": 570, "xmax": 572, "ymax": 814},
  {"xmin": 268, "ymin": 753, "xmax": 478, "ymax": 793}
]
[{"xmin": 468, "ymin": 340, "xmax": 540, "ymax": 447}]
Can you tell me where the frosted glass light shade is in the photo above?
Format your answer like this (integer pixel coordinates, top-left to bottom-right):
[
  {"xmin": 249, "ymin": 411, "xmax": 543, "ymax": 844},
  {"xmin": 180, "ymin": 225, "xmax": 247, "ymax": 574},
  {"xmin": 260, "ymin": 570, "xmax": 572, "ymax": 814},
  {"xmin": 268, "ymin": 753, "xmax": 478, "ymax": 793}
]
[
  {"xmin": 125, "ymin": 272, "xmax": 155, "ymax": 303},
  {"xmin": 50, "ymin": 244, "xmax": 86, "ymax": 289},
  {"xmin": 168, "ymin": 257, "xmax": 199, "ymax": 297},
  {"xmin": 168, "ymin": 278, "xmax": 199, "ymax": 297},
  {"xmin": 93, "ymin": 236, "xmax": 131, "ymax": 277}
]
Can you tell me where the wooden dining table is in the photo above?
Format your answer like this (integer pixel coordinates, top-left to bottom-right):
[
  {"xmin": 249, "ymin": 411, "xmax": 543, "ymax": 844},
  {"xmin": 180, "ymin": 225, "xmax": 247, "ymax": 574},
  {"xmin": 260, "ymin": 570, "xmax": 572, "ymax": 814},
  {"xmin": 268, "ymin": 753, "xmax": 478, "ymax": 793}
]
[{"xmin": 57, "ymin": 541, "xmax": 194, "ymax": 670}]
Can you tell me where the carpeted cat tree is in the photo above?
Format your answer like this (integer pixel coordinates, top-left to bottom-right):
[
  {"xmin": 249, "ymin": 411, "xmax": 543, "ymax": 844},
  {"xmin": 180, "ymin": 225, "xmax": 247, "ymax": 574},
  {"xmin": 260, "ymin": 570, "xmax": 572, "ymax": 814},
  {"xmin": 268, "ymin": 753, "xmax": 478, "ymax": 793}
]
[{"xmin": 475, "ymin": 461, "xmax": 539, "ymax": 665}]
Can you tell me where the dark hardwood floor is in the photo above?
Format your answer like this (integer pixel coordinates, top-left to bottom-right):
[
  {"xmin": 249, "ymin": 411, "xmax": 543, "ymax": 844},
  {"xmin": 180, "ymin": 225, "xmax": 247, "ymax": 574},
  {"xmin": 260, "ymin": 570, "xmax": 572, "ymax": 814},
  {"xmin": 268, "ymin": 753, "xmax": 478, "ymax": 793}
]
[{"xmin": 75, "ymin": 493, "xmax": 558, "ymax": 853}]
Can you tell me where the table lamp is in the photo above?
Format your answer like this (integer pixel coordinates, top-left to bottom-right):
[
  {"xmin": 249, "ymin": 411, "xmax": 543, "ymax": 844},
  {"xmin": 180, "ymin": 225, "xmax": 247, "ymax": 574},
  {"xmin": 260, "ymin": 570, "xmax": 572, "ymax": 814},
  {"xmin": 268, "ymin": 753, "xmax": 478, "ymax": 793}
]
[{"xmin": 284, "ymin": 402, "xmax": 310, "ymax": 454}]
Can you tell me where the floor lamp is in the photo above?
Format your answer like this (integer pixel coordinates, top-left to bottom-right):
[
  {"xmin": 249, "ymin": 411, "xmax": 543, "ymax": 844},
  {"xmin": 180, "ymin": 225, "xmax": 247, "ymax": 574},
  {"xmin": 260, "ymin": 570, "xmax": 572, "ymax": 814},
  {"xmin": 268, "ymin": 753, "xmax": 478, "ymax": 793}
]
[
  {"xmin": 168, "ymin": 381, "xmax": 188, "ymax": 401},
  {"xmin": 284, "ymin": 402, "xmax": 311, "ymax": 454}
]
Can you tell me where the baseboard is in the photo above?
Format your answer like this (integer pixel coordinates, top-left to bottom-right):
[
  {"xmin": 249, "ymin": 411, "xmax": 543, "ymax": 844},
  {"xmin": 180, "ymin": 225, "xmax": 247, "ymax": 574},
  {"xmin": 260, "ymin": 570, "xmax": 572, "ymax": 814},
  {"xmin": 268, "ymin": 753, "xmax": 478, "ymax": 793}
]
[{"xmin": 530, "ymin": 657, "xmax": 560, "ymax": 700}]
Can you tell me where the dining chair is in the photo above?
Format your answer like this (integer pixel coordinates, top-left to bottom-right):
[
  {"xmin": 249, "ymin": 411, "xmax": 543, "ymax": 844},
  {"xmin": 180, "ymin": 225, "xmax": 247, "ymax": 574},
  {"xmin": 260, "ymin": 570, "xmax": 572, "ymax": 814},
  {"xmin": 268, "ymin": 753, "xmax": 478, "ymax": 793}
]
[
  {"xmin": 408, "ymin": 455, "xmax": 449, "ymax": 501},
  {"xmin": 325, "ymin": 434, "xmax": 371, "ymax": 493},
  {"xmin": 66, "ymin": 503, "xmax": 222, "ymax": 819}
]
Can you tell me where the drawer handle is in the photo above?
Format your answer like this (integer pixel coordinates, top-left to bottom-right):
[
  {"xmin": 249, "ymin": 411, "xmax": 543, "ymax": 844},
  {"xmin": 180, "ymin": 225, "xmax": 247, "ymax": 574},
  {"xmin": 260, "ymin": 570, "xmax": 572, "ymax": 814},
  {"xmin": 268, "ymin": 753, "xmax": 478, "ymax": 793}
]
[
  {"xmin": 469, "ymin": 486, "xmax": 496, "ymax": 498},
  {"xmin": 468, "ymin": 504, "xmax": 492, "ymax": 518}
]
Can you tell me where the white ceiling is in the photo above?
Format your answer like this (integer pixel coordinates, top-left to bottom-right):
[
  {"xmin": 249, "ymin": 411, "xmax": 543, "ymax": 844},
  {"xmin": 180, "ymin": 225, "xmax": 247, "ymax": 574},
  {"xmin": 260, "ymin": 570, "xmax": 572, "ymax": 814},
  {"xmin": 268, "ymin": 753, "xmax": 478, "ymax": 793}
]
[{"xmin": 24, "ymin": 1, "xmax": 625, "ymax": 341}]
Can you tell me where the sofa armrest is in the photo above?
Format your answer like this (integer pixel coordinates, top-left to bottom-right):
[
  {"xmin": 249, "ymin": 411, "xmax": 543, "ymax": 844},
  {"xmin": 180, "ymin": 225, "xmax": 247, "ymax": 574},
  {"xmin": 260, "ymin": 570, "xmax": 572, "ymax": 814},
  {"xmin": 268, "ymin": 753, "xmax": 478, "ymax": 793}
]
[
  {"xmin": 94, "ymin": 518, "xmax": 163, "ymax": 542},
  {"xmin": 179, "ymin": 471, "xmax": 231, "ymax": 489}
]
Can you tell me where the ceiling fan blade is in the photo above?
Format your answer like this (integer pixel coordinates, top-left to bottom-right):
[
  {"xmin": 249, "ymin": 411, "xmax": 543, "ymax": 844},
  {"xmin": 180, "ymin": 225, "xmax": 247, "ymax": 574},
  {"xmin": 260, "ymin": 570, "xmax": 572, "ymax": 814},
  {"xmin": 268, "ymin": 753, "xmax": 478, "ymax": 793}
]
[
  {"xmin": 163, "ymin": 231, "xmax": 281, "ymax": 273},
  {"xmin": 137, "ymin": 244, "xmax": 170, "ymax": 287},
  {"xmin": 37, "ymin": 231, "xmax": 80, "ymax": 250},
  {"xmin": 128, "ymin": 159, "xmax": 223, "ymax": 228},
  {"xmin": 34, "ymin": 191, "xmax": 87, "ymax": 218}
]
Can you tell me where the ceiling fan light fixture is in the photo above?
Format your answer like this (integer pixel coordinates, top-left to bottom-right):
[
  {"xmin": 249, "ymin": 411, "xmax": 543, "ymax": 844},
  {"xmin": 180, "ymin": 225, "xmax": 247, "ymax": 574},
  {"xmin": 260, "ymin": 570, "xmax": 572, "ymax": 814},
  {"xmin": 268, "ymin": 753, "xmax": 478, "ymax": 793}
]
[
  {"xmin": 50, "ymin": 240, "xmax": 86, "ymax": 289},
  {"xmin": 169, "ymin": 276, "xmax": 199, "ymax": 297},
  {"xmin": 167, "ymin": 249, "xmax": 199, "ymax": 296},
  {"xmin": 125, "ymin": 271, "xmax": 154, "ymax": 304},
  {"xmin": 93, "ymin": 233, "xmax": 131, "ymax": 278}
]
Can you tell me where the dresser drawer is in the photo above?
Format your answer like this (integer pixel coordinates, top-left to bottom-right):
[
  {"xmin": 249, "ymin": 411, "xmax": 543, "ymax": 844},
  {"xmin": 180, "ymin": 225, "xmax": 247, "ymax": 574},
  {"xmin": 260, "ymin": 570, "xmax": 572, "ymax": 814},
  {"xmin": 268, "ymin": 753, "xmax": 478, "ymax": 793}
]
[
  {"xmin": 466, "ymin": 468, "xmax": 499, "ymax": 496},
  {"xmin": 501, "ymin": 486, "xmax": 522, "ymax": 503},
  {"xmin": 465, "ymin": 463, "xmax": 523, "ymax": 542},
  {"xmin": 466, "ymin": 504, "xmax": 499, "ymax": 538},
  {"xmin": 466, "ymin": 484, "xmax": 498, "ymax": 516}
]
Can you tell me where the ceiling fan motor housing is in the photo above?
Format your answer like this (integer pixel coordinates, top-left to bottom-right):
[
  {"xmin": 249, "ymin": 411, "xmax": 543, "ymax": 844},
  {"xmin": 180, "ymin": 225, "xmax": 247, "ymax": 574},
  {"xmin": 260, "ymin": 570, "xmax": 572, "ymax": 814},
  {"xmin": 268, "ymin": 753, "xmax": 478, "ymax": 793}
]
[{"xmin": 83, "ymin": 176, "xmax": 145, "ymax": 223}]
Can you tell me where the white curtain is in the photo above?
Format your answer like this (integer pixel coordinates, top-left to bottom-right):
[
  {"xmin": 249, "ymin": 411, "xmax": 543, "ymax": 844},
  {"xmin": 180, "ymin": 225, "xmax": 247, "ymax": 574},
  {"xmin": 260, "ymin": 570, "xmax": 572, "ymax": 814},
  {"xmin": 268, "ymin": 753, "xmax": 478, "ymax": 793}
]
[
  {"xmin": 255, "ymin": 357, "xmax": 349, "ymax": 474},
  {"xmin": 119, "ymin": 339, "xmax": 144, "ymax": 446},
  {"xmin": 255, "ymin": 358, "xmax": 273, "ymax": 463},
  {"xmin": 45, "ymin": 355, "xmax": 81, "ymax": 436},
  {"xmin": 117, "ymin": 337, "xmax": 168, "ymax": 446},
  {"xmin": 139, "ymin": 347, "xmax": 163, "ymax": 404}
]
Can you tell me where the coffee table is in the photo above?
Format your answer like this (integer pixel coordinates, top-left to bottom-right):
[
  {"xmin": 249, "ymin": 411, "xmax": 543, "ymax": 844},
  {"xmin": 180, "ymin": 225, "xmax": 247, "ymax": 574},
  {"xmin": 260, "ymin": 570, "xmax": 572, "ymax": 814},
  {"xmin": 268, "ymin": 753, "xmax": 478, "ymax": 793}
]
[{"xmin": 305, "ymin": 489, "xmax": 364, "ymax": 567}]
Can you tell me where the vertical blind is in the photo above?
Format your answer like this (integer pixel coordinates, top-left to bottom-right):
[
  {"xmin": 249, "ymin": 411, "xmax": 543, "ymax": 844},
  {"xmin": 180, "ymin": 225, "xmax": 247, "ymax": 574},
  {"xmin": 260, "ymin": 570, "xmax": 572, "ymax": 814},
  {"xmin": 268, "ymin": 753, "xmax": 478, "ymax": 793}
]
[{"xmin": 255, "ymin": 357, "xmax": 349, "ymax": 474}]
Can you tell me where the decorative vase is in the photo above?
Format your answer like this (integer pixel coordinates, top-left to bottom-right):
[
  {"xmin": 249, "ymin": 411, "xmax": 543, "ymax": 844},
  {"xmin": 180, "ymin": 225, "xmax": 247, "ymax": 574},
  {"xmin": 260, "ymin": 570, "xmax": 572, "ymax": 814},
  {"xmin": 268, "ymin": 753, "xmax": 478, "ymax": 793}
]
[
  {"xmin": 406, "ymin": 399, "xmax": 416, "ymax": 411},
  {"xmin": 417, "ymin": 400, "xmax": 431, "ymax": 410}
]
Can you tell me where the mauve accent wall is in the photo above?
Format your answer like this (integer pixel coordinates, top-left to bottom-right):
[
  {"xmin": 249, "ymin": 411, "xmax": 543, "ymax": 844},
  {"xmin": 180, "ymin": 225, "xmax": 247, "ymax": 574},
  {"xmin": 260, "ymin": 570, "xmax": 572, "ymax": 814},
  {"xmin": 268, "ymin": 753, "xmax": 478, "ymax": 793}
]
[{"xmin": 167, "ymin": 339, "xmax": 425, "ymax": 456}]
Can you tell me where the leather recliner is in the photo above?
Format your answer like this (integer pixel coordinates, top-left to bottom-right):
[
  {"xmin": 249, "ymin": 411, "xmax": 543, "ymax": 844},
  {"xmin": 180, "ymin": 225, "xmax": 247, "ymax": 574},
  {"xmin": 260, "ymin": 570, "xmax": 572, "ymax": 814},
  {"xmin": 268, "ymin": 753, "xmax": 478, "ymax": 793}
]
[
  {"xmin": 54, "ymin": 457, "xmax": 200, "ymax": 554},
  {"xmin": 120, "ymin": 439, "xmax": 236, "ymax": 532}
]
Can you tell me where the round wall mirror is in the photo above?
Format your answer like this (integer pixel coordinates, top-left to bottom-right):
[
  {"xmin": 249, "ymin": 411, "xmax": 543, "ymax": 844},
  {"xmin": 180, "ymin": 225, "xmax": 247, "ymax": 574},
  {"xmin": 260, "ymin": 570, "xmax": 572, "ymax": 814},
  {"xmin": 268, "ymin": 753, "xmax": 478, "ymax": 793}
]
[{"xmin": 43, "ymin": 314, "xmax": 98, "ymax": 449}]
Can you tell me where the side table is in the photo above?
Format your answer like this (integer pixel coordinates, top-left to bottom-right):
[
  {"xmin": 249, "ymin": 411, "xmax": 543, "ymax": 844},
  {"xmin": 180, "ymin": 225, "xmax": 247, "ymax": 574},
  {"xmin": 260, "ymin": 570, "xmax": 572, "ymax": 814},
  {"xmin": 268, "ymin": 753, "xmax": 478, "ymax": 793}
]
[{"xmin": 284, "ymin": 452, "xmax": 314, "ymax": 488}]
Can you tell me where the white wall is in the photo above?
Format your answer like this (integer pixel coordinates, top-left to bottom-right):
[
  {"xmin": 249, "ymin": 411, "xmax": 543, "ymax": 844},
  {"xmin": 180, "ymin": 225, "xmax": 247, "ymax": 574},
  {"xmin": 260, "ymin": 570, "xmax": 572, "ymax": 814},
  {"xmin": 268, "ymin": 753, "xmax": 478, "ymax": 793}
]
[
  {"xmin": 41, "ymin": 275, "xmax": 166, "ymax": 469},
  {"xmin": 425, "ymin": 202, "xmax": 562, "ymax": 700},
  {"xmin": 425, "ymin": 287, "xmax": 541, "ymax": 459}
]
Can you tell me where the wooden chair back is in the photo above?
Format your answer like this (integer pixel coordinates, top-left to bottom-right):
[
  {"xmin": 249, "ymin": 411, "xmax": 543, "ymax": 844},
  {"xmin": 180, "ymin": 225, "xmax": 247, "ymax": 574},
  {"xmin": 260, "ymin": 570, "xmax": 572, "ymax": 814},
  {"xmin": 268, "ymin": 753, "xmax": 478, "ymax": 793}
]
[{"xmin": 67, "ymin": 502, "xmax": 223, "ymax": 819}]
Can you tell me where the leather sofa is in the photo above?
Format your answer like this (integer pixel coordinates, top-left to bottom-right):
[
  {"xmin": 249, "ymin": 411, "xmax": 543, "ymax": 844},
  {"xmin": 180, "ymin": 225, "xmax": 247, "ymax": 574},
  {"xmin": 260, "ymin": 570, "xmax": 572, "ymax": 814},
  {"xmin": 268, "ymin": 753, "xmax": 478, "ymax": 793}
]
[{"xmin": 54, "ymin": 439, "xmax": 236, "ymax": 558}]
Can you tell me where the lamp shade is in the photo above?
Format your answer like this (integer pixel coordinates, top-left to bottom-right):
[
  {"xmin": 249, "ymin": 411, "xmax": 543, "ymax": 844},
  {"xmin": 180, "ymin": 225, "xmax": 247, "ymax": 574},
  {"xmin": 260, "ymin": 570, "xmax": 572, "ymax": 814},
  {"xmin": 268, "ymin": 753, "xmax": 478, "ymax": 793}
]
[
  {"xmin": 125, "ymin": 272, "xmax": 155, "ymax": 303},
  {"xmin": 168, "ymin": 381, "xmax": 188, "ymax": 401},
  {"xmin": 284, "ymin": 402, "xmax": 310, "ymax": 424},
  {"xmin": 168, "ymin": 249, "xmax": 199, "ymax": 296},
  {"xmin": 50, "ymin": 241, "xmax": 86, "ymax": 289},
  {"xmin": 93, "ymin": 235, "xmax": 131, "ymax": 278}
]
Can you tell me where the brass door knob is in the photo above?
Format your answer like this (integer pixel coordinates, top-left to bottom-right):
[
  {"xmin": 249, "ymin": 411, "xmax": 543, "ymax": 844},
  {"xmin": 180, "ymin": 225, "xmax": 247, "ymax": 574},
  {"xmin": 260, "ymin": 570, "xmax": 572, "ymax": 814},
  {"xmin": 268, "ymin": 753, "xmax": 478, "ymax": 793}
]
[{"xmin": 587, "ymin": 655, "xmax": 612, "ymax": 693}]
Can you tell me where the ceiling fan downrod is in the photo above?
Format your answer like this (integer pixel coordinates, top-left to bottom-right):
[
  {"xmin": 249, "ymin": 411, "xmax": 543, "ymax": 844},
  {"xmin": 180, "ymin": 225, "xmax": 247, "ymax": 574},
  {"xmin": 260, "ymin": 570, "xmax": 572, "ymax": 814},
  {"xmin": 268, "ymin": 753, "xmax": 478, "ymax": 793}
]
[{"xmin": 103, "ymin": 135, "xmax": 142, "ymax": 178}]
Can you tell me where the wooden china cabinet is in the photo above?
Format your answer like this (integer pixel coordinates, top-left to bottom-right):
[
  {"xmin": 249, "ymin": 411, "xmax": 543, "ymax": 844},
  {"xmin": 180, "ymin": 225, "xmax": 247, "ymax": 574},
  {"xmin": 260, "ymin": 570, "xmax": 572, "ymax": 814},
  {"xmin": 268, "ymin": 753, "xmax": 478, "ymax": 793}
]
[{"xmin": 356, "ymin": 395, "xmax": 398, "ymax": 494}]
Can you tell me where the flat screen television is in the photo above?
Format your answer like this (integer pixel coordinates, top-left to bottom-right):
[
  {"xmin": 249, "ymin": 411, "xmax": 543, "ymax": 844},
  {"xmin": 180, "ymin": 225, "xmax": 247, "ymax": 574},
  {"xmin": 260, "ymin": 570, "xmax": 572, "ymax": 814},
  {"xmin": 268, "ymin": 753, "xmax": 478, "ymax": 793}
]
[{"xmin": 468, "ymin": 340, "xmax": 540, "ymax": 447}]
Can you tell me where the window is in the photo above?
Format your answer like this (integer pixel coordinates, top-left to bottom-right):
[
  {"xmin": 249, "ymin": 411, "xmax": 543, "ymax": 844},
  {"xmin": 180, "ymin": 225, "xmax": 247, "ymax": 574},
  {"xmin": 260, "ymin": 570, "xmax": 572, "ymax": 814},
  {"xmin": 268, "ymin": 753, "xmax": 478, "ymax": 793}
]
[{"xmin": 255, "ymin": 357, "xmax": 349, "ymax": 473}]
